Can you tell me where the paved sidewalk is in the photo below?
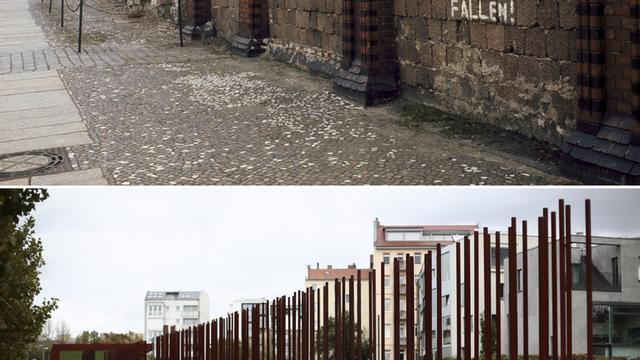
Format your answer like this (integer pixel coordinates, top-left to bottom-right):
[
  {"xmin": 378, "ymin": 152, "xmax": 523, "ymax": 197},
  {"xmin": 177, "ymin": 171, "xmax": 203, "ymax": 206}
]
[{"xmin": 0, "ymin": 0, "xmax": 105, "ymax": 185}]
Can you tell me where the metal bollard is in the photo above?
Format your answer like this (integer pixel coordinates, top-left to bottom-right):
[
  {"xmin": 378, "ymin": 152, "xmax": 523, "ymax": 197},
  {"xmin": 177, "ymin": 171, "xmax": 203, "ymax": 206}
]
[
  {"xmin": 177, "ymin": 0, "xmax": 183, "ymax": 47},
  {"xmin": 60, "ymin": 0, "xmax": 63, "ymax": 27},
  {"xmin": 77, "ymin": 0, "xmax": 83, "ymax": 53}
]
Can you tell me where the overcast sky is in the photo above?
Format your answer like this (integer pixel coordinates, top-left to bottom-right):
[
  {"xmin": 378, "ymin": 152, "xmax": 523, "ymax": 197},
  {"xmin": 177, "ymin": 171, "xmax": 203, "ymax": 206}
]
[{"xmin": 30, "ymin": 187, "xmax": 640, "ymax": 337}]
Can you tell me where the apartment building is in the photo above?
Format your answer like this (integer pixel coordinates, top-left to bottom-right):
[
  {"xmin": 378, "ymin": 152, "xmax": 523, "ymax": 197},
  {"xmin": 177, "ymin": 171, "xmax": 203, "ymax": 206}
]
[
  {"xmin": 144, "ymin": 291, "xmax": 210, "ymax": 342},
  {"xmin": 305, "ymin": 264, "xmax": 373, "ymax": 333},
  {"xmin": 372, "ymin": 219, "xmax": 477, "ymax": 360},
  {"xmin": 503, "ymin": 235, "xmax": 640, "ymax": 358}
]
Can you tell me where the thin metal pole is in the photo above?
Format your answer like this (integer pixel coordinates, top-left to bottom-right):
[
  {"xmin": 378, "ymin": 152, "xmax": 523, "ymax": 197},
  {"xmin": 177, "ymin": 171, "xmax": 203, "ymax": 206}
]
[
  {"xmin": 483, "ymin": 228, "xmax": 491, "ymax": 360},
  {"xmin": 293, "ymin": 293, "xmax": 297, "ymax": 360},
  {"xmin": 508, "ymin": 220, "xmax": 517, "ymax": 360},
  {"xmin": 253, "ymin": 307, "xmax": 260, "ymax": 360},
  {"xmin": 372, "ymin": 269, "xmax": 376, "ymax": 360},
  {"xmin": 585, "ymin": 199, "xmax": 593, "ymax": 360},
  {"xmin": 393, "ymin": 258, "xmax": 399, "ymax": 360},
  {"xmin": 311, "ymin": 287, "xmax": 315, "ymax": 360},
  {"xmin": 336, "ymin": 279, "xmax": 342, "ymax": 360},
  {"xmin": 324, "ymin": 282, "xmax": 329, "ymax": 360},
  {"xmin": 380, "ymin": 262, "xmax": 385, "ymax": 360},
  {"xmin": 540, "ymin": 211, "xmax": 549, "ymax": 360},
  {"xmin": 349, "ymin": 276, "xmax": 354, "ymax": 360},
  {"xmin": 464, "ymin": 236, "xmax": 471, "ymax": 360},
  {"xmin": 48, "ymin": 0, "xmax": 52, "ymax": 14},
  {"xmin": 522, "ymin": 221, "xmax": 529, "ymax": 360},
  {"xmin": 177, "ymin": 0, "xmax": 183, "ymax": 47},
  {"xmin": 60, "ymin": 0, "xmax": 63, "ymax": 27},
  {"xmin": 407, "ymin": 254, "xmax": 415, "ymax": 360},
  {"xmin": 357, "ymin": 270, "xmax": 362, "ymax": 360},
  {"xmin": 565, "ymin": 205, "xmax": 572, "ymax": 357},
  {"xmin": 473, "ymin": 231, "xmax": 479, "ymax": 360},
  {"xmin": 425, "ymin": 252, "xmax": 432, "ymax": 360},
  {"xmin": 456, "ymin": 242, "xmax": 461, "ymax": 360},
  {"xmin": 559, "ymin": 200, "xmax": 566, "ymax": 360},
  {"xmin": 495, "ymin": 232, "xmax": 501, "ymax": 360},
  {"xmin": 551, "ymin": 212, "xmax": 558, "ymax": 360},
  {"xmin": 436, "ymin": 244, "xmax": 442, "ymax": 360}
]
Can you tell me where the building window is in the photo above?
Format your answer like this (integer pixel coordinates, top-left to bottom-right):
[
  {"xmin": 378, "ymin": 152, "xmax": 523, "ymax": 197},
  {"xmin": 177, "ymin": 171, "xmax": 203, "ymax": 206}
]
[
  {"xmin": 400, "ymin": 298, "xmax": 406, "ymax": 312},
  {"xmin": 400, "ymin": 324, "xmax": 406, "ymax": 339},
  {"xmin": 346, "ymin": 294, "xmax": 350, "ymax": 303},
  {"xmin": 176, "ymin": 306, "xmax": 180, "ymax": 311},
  {"xmin": 517, "ymin": 269, "xmax": 523, "ymax": 292},
  {"xmin": 441, "ymin": 253, "xmax": 450, "ymax": 281},
  {"xmin": 490, "ymin": 247, "xmax": 509, "ymax": 267},
  {"xmin": 397, "ymin": 253, "xmax": 405, "ymax": 262},
  {"xmin": 638, "ymin": 257, "xmax": 640, "ymax": 281},
  {"xmin": 443, "ymin": 316, "xmax": 451, "ymax": 345},
  {"xmin": 385, "ymin": 350, "xmax": 391, "ymax": 360},
  {"xmin": 385, "ymin": 325, "xmax": 391, "ymax": 338},
  {"xmin": 571, "ymin": 243, "xmax": 621, "ymax": 292},
  {"xmin": 148, "ymin": 304, "xmax": 162, "ymax": 317},
  {"xmin": 387, "ymin": 231, "xmax": 421, "ymax": 241},
  {"xmin": 415, "ymin": 253, "xmax": 422, "ymax": 264},
  {"xmin": 385, "ymin": 298, "xmax": 390, "ymax": 311},
  {"xmin": 612, "ymin": 257, "xmax": 619, "ymax": 287},
  {"xmin": 400, "ymin": 275, "xmax": 406, "ymax": 285},
  {"xmin": 383, "ymin": 253, "xmax": 390, "ymax": 265},
  {"xmin": 385, "ymin": 275, "xmax": 391, "ymax": 287}
]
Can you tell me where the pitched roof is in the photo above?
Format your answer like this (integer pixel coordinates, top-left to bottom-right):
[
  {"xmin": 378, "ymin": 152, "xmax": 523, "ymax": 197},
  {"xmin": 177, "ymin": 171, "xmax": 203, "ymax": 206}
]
[{"xmin": 307, "ymin": 268, "xmax": 373, "ymax": 281}]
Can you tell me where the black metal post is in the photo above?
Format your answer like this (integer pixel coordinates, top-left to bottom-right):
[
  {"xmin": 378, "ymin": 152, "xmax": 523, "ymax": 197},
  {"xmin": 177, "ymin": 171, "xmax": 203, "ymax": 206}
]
[
  {"xmin": 60, "ymin": 0, "xmax": 64, "ymax": 27},
  {"xmin": 77, "ymin": 0, "xmax": 83, "ymax": 53},
  {"xmin": 177, "ymin": 0, "xmax": 183, "ymax": 47}
]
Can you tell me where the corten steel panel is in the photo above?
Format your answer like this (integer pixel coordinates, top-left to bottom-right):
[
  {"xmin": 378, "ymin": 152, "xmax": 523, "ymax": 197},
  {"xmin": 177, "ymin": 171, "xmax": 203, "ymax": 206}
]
[
  {"xmin": 456, "ymin": 242, "xmax": 461, "ymax": 360},
  {"xmin": 380, "ymin": 262, "xmax": 385, "ymax": 360},
  {"xmin": 393, "ymin": 258, "xmax": 400, "ymax": 360},
  {"xmin": 425, "ymin": 252, "xmax": 432, "ymax": 360},
  {"xmin": 407, "ymin": 255, "xmax": 415, "ymax": 360},
  {"xmin": 304, "ymin": 289, "xmax": 309, "ymax": 360},
  {"xmin": 324, "ymin": 282, "xmax": 329, "ymax": 360},
  {"xmin": 207, "ymin": 321, "xmax": 211, "ymax": 360},
  {"xmin": 342, "ymin": 277, "xmax": 346, "ymax": 360},
  {"xmin": 318, "ymin": 287, "xmax": 321, "ymax": 360},
  {"xmin": 508, "ymin": 220, "xmax": 517, "ymax": 360},
  {"xmin": 495, "ymin": 232, "xmax": 501, "ymax": 360},
  {"xmin": 473, "ymin": 232, "xmax": 479, "ymax": 360},
  {"xmin": 289, "ymin": 296, "xmax": 292, "ymax": 360},
  {"xmin": 551, "ymin": 212, "xmax": 558, "ymax": 360},
  {"xmin": 464, "ymin": 236, "xmax": 471, "ymax": 360},
  {"xmin": 565, "ymin": 205, "xmax": 572, "ymax": 358},
  {"xmin": 559, "ymin": 200, "xmax": 565, "ymax": 360},
  {"xmin": 236, "ymin": 312, "xmax": 240, "ymax": 360},
  {"xmin": 357, "ymin": 271, "xmax": 362, "ymax": 360},
  {"xmin": 585, "ymin": 200, "xmax": 593, "ymax": 360},
  {"xmin": 522, "ymin": 221, "xmax": 529, "ymax": 360},
  {"xmin": 436, "ymin": 244, "xmax": 442, "ymax": 360},
  {"xmin": 350, "ymin": 276, "xmax": 355, "ymax": 360},
  {"xmin": 372, "ymin": 268, "xmax": 376, "ymax": 360},
  {"xmin": 243, "ymin": 310, "xmax": 249, "ymax": 360}
]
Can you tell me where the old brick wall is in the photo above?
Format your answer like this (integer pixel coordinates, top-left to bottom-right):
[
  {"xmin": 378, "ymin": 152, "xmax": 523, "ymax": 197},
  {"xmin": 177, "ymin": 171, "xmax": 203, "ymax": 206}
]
[
  {"xmin": 212, "ymin": 0, "xmax": 239, "ymax": 42},
  {"xmin": 266, "ymin": 0, "xmax": 344, "ymax": 76},
  {"xmin": 396, "ymin": 0, "xmax": 577, "ymax": 144}
]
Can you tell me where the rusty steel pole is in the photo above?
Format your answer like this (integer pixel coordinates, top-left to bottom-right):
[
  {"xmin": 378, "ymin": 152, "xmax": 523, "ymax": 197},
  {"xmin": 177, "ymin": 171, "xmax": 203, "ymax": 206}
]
[
  {"xmin": 539, "ymin": 212, "xmax": 549, "ymax": 360},
  {"xmin": 243, "ymin": 310, "xmax": 249, "ymax": 360},
  {"xmin": 349, "ymin": 277, "xmax": 355, "ymax": 360},
  {"xmin": 483, "ymin": 228, "xmax": 491, "ymax": 360},
  {"xmin": 293, "ymin": 293, "xmax": 297, "ymax": 360},
  {"xmin": 253, "ymin": 307, "xmax": 260, "ymax": 360},
  {"xmin": 585, "ymin": 200, "xmax": 593, "ymax": 360},
  {"xmin": 464, "ymin": 236, "xmax": 471, "ymax": 360},
  {"xmin": 522, "ymin": 221, "xmax": 529, "ymax": 360},
  {"xmin": 551, "ymin": 212, "xmax": 558, "ymax": 360},
  {"xmin": 372, "ymin": 268, "xmax": 377, "ymax": 360},
  {"xmin": 495, "ymin": 231, "xmax": 501, "ymax": 360},
  {"xmin": 425, "ymin": 252, "xmax": 432, "ymax": 360},
  {"xmin": 317, "ymin": 287, "xmax": 321, "ymax": 360},
  {"xmin": 407, "ymin": 254, "xmax": 415, "ymax": 360},
  {"xmin": 456, "ymin": 242, "xmax": 461, "ymax": 360},
  {"xmin": 311, "ymin": 287, "xmax": 316, "ymax": 360},
  {"xmin": 214, "ymin": 320, "xmax": 219, "ymax": 360},
  {"xmin": 436, "ymin": 244, "xmax": 442, "ymax": 360},
  {"xmin": 565, "ymin": 204, "xmax": 572, "ymax": 357},
  {"xmin": 381, "ymin": 262, "xmax": 385, "ymax": 360},
  {"xmin": 336, "ymin": 278, "xmax": 342, "ymax": 360},
  {"xmin": 236, "ymin": 312, "xmax": 241, "ymax": 360},
  {"xmin": 393, "ymin": 258, "xmax": 400, "ymax": 360},
  {"xmin": 558, "ymin": 200, "xmax": 566, "ymax": 360},
  {"xmin": 508, "ymin": 220, "xmax": 517, "ymax": 360},
  {"xmin": 473, "ymin": 231, "xmax": 479, "ymax": 360},
  {"xmin": 324, "ymin": 282, "xmax": 329, "ymax": 360},
  {"xmin": 357, "ymin": 270, "xmax": 362, "ymax": 360}
]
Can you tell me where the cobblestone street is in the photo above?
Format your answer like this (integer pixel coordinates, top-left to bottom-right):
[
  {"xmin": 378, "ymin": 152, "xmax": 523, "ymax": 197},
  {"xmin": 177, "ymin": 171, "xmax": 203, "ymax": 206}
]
[{"xmin": 0, "ymin": 0, "xmax": 578, "ymax": 184}]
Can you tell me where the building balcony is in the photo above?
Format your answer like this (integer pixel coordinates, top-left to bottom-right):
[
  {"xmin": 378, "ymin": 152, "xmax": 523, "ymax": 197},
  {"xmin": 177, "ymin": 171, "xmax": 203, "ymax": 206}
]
[{"xmin": 182, "ymin": 311, "xmax": 200, "ymax": 319}]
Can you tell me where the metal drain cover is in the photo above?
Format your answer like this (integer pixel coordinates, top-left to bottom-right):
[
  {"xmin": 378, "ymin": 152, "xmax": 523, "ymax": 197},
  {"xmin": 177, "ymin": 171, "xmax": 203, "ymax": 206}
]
[{"xmin": 0, "ymin": 151, "xmax": 65, "ymax": 180}]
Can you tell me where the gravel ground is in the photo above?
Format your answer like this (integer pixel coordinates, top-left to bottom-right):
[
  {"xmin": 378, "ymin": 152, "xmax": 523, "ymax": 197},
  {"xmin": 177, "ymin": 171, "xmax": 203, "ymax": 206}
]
[{"xmin": 28, "ymin": 0, "xmax": 576, "ymax": 185}]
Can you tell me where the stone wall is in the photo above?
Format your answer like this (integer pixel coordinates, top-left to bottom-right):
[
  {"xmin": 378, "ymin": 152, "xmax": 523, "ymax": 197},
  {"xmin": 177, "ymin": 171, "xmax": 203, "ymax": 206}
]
[
  {"xmin": 210, "ymin": 0, "xmax": 582, "ymax": 145},
  {"xmin": 396, "ymin": 0, "xmax": 577, "ymax": 144},
  {"xmin": 266, "ymin": 0, "xmax": 344, "ymax": 76},
  {"xmin": 212, "ymin": 0, "xmax": 239, "ymax": 42}
]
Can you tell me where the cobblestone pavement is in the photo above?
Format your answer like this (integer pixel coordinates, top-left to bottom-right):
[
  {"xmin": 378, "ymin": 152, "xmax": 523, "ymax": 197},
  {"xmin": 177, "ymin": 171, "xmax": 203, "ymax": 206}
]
[{"xmin": 19, "ymin": 0, "xmax": 576, "ymax": 185}]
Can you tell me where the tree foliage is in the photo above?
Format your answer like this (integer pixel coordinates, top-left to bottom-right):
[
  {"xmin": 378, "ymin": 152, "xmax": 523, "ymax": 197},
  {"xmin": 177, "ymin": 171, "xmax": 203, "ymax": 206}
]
[
  {"xmin": 315, "ymin": 314, "xmax": 371, "ymax": 360},
  {"xmin": 0, "ymin": 189, "xmax": 58, "ymax": 359},
  {"xmin": 75, "ymin": 330, "xmax": 143, "ymax": 344}
]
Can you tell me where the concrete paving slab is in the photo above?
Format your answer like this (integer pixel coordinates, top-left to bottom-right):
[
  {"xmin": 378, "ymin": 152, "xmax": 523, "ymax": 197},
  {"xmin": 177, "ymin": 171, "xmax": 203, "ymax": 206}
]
[
  {"xmin": 0, "ymin": 106, "xmax": 82, "ymax": 124},
  {"xmin": 31, "ymin": 168, "xmax": 108, "ymax": 185},
  {"xmin": 0, "ymin": 121, "xmax": 87, "ymax": 141},
  {"xmin": 0, "ymin": 130, "xmax": 92, "ymax": 154},
  {"xmin": 0, "ymin": 89, "xmax": 75, "ymax": 112},
  {"xmin": 0, "ymin": 77, "xmax": 64, "ymax": 95},
  {"xmin": 0, "ymin": 177, "xmax": 30, "ymax": 185}
]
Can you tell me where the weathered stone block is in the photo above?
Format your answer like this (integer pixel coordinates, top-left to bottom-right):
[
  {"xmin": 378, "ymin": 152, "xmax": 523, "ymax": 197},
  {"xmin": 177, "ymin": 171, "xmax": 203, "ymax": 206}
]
[
  {"xmin": 418, "ymin": 41, "xmax": 433, "ymax": 66},
  {"xmin": 469, "ymin": 22, "xmax": 487, "ymax": 49},
  {"xmin": 432, "ymin": 0, "xmax": 447, "ymax": 19},
  {"xmin": 416, "ymin": 18, "xmax": 429, "ymax": 39},
  {"xmin": 558, "ymin": 0, "xmax": 575, "ymax": 29},
  {"xmin": 504, "ymin": 26, "xmax": 524, "ymax": 54},
  {"xmin": 516, "ymin": 0, "xmax": 536, "ymax": 27},
  {"xmin": 546, "ymin": 29, "xmax": 569, "ymax": 60},
  {"xmin": 419, "ymin": 0, "xmax": 432, "ymax": 17},
  {"xmin": 536, "ymin": 0, "xmax": 558, "ymax": 29},
  {"xmin": 401, "ymin": 63, "xmax": 418, "ymax": 86},
  {"xmin": 443, "ymin": 20, "xmax": 457, "ymax": 43},
  {"xmin": 486, "ymin": 23, "xmax": 505, "ymax": 51},
  {"xmin": 406, "ymin": 0, "xmax": 419, "ymax": 17},
  {"xmin": 457, "ymin": 21, "xmax": 469, "ymax": 45},
  {"xmin": 428, "ymin": 19, "xmax": 443, "ymax": 41},
  {"xmin": 433, "ymin": 41, "xmax": 447, "ymax": 65},
  {"xmin": 395, "ymin": 0, "xmax": 407, "ymax": 16},
  {"xmin": 524, "ymin": 27, "xmax": 546, "ymax": 58}
]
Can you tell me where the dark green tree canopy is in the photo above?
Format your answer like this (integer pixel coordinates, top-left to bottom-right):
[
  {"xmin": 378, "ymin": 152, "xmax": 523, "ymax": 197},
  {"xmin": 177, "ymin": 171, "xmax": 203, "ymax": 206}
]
[{"xmin": 0, "ymin": 189, "xmax": 58, "ymax": 359}]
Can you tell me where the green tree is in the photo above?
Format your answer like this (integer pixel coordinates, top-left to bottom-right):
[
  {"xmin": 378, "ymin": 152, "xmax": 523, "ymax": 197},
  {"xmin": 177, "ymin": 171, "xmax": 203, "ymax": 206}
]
[
  {"xmin": 0, "ymin": 189, "xmax": 58, "ymax": 359},
  {"xmin": 478, "ymin": 312, "xmax": 497, "ymax": 359},
  {"xmin": 316, "ymin": 314, "xmax": 371, "ymax": 360}
]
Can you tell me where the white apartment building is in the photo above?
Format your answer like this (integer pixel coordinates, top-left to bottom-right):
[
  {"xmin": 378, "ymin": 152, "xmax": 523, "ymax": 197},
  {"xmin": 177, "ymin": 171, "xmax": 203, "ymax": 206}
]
[{"xmin": 144, "ymin": 291, "xmax": 210, "ymax": 342}]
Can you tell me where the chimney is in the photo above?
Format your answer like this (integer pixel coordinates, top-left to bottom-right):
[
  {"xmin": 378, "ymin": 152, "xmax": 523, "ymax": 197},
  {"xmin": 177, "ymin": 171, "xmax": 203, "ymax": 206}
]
[
  {"xmin": 348, "ymin": 263, "xmax": 356, "ymax": 269},
  {"xmin": 317, "ymin": 262, "xmax": 319, "ymax": 269},
  {"xmin": 307, "ymin": 265, "xmax": 311, "ymax": 270},
  {"xmin": 328, "ymin": 265, "xmax": 332, "ymax": 269}
]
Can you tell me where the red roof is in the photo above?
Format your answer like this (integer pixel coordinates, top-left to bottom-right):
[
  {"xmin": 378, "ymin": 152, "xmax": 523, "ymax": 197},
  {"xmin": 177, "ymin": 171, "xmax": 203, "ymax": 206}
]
[
  {"xmin": 374, "ymin": 219, "xmax": 477, "ymax": 248},
  {"xmin": 307, "ymin": 268, "xmax": 373, "ymax": 281}
]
